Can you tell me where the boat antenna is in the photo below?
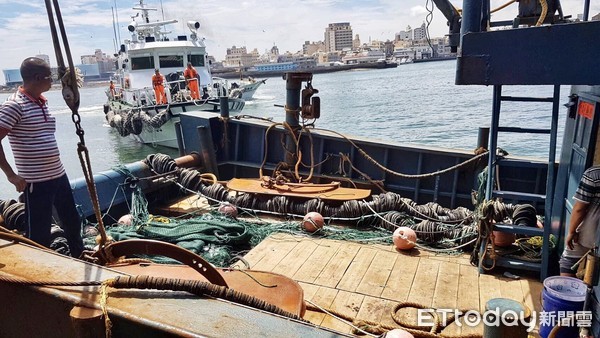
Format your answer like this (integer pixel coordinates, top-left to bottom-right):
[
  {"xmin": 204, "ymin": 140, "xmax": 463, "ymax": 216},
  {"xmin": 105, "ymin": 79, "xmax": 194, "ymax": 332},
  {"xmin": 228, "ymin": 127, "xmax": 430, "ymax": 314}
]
[
  {"xmin": 113, "ymin": 0, "xmax": 121, "ymax": 44},
  {"xmin": 159, "ymin": 0, "xmax": 165, "ymax": 21},
  {"xmin": 111, "ymin": 6, "xmax": 119, "ymax": 53}
]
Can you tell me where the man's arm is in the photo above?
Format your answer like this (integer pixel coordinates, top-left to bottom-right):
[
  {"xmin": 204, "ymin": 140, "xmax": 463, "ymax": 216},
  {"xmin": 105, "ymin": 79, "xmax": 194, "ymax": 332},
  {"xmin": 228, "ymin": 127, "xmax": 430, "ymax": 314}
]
[
  {"xmin": 566, "ymin": 200, "xmax": 588, "ymax": 250},
  {"xmin": 0, "ymin": 128, "xmax": 26, "ymax": 192}
]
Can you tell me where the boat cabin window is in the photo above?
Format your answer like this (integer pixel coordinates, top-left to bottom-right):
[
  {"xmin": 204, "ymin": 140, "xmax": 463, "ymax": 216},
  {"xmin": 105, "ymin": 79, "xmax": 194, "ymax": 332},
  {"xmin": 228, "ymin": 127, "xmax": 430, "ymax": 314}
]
[
  {"xmin": 188, "ymin": 54, "xmax": 205, "ymax": 67},
  {"xmin": 159, "ymin": 55, "xmax": 184, "ymax": 68},
  {"xmin": 131, "ymin": 56, "xmax": 155, "ymax": 70}
]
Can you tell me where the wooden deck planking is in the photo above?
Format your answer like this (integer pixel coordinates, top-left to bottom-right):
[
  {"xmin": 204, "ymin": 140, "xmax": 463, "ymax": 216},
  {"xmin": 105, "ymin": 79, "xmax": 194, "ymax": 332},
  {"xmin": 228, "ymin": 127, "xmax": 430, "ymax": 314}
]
[
  {"xmin": 355, "ymin": 249, "xmax": 398, "ymax": 297},
  {"xmin": 456, "ymin": 263, "xmax": 482, "ymax": 336},
  {"xmin": 336, "ymin": 247, "xmax": 378, "ymax": 292},
  {"xmin": 407, "ymin": 259, "xmax": 440, "ymax": 308},
  {"xmin": 293, "ymin": 240, "xmax": 342, "ymax": 284},
  {"xmin": 230, "ymin": 234, "xmax": 290, "ymax": 269},
  {"xmin": 312, "ymin": 242, "xmax": 361, "ymax": 288},
  {"xmin": 521, "ymin": 278, "xmax": 543, "ymax": 317},
  {"xmin": 432, "ymin": 262, "xmax": 460, "ymax": 336},
  {"xmin": 239, "ymin": 233, "xmax": 543, "ymax": 336},
  {"xmin": 355, "ymin": 295, "xmax": 389, "ymax": 327},
  {"xmin": 319, "ymin": 289, "xmax": 365, "ymax": 334},
  {"xmin": 478, "ymin": 273, "xmax": 502, "ymax": 312},
  {"xmin": 302, "ymin": 285, "xmax": 339, "ymax": 325},
  {"xmin": 380, "ymin": 252, "xmax": 419, "ymax": 301},
  {"xmin": 249, "ymin": 236, "xmax": 301, "ymax": 271},
  {"xmin": 271, "ymin": 238, "xmax": 321, "ymax": 277}
]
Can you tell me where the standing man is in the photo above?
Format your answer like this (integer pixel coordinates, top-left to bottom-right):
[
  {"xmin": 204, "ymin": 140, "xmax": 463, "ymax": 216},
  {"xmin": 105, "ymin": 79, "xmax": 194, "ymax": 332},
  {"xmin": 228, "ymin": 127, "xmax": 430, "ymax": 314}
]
[
  {"xmin": 108, "ymin": 80, "xmax": 116, "ymax": 99},
  {"xmin": 152, "ymin": 69, "xmax": 167, "ymax": 104},
  {"xmin": 559, "ymin": 166, "xmax": 600, "ymax": 276},
  {"xmin": 184, "ymin": 62, "xmax": 200, "ymax": 99},
  {"xmin": 0, "ymin": 57, "xmax": 84, "ymax": 258}
]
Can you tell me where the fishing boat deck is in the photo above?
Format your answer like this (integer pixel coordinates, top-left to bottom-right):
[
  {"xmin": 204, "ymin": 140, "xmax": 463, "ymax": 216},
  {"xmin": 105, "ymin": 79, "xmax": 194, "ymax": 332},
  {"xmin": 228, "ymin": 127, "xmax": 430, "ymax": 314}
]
[{"xmin": 231, "ymin": 233, "xmax": 543, "ymax": 336}]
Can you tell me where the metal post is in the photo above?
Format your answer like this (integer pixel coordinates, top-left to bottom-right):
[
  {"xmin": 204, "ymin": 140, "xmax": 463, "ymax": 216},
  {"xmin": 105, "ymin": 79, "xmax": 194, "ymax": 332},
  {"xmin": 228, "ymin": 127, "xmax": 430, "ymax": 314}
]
[
  {"xmin": 283, "ymin": 72, "xmax": 312, "ymax": 166},
  {"xmin": 175, "ymin": 121, "xmax": 185, "ymax": 157},
  {"xmin": 219, "ymin": 96, "xmax": 230, "ymax": 118},
  {"xmin": 461, "ymin": 0, "xmax": 483, "ymax": 36},
  {"xmin": 196, "ymin": 126, "xmax": 219, "ymax": 177},
  {"xmin": 485, "ymin": 85, "xmax": 502, "ymax": 201},
  {"xmin": 477, "ymin": 127, "xmax": 490, "ymax": 150}
]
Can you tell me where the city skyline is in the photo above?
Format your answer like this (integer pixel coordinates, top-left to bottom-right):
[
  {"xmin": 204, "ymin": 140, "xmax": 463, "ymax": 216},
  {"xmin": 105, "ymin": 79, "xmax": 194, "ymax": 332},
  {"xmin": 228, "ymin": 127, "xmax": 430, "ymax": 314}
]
[{"xmin": 0, "ymin": 0, "xmax": 597, "ymax": 84}]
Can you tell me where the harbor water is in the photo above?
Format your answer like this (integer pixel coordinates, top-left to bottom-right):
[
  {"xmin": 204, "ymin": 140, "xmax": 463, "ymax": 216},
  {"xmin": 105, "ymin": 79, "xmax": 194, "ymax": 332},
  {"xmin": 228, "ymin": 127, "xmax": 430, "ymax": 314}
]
[{"xmin": 0, "ymin": 60, "xmax": 567, "ymax": 200}]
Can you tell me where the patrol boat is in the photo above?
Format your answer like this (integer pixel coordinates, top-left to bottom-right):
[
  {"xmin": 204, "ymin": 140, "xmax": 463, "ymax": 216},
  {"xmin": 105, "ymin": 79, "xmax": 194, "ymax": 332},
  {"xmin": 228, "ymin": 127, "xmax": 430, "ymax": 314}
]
[{"xmin": 104, "ymin": 0, "xmax": 245, "ymax": 148}]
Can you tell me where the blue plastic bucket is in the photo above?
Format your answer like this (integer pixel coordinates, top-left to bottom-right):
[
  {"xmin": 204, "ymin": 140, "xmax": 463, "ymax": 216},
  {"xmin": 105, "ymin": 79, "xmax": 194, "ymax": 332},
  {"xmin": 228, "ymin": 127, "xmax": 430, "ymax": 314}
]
[{"xmin": 539, "ymin": 276, "xmax": 586, "ymax": 338}]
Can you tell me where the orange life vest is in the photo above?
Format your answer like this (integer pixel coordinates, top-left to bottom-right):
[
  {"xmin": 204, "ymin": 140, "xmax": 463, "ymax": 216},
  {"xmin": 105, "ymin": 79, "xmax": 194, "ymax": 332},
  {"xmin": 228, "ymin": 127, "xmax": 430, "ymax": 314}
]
[{"xmin": 152, "ymin": 74, "xmax": 164, "ymax": 87}]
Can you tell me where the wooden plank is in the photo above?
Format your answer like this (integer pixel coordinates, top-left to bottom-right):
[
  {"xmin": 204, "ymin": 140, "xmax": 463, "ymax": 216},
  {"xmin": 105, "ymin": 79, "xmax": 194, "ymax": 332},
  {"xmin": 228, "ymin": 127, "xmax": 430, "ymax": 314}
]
[
  {"xmin": 303, "ymin": 285, "xmax": 339, "ymax": 326},
  {"xmin": 298, "ymin": 282, "xmax": 319, "ymax": 300},
  {"xmin": 293, "ymin": 239, "xmax": 342, "ymax": 283},
  {"xmin": 313, "ymin": 242, "xmax": 361, "ymax": 288},
  {"xmin": 336, "ymin": 247, "xmax": 378, "ymax": 292},
  {"xmin": 355, "ymin": 249, "xmax": 397, "ymax": 297},
  {"xmin": 381, "ymin": 252, "xmax": 419, "ymax": 302},
  {"xmin": 521, "ymin": 278, "xmax": 544, "ymax": 314},
  {"xmin": 379, "ymin": 300, "xmax": 401, "ymax": 330},
  {"xmin": 231, "ymin": 235, "xmax": 281, "ymax": 269},
  {"xmin": 153, "ymin": 195, "xmax": 210, "ymax": 217},
  {"xmin": 407, "ymin": 258, "xmax": 440, "ymax": 308},
  {"xmin": 272, "ymin": 238, "xmax": 321, "ymax": 277},
  {"xmin": 247, "ymin": 234, "xmax": 301, "ymax": 271},
  {"xmin": 479, "ymin": 273, "xmax": 502, "ymax": 312},
  {"xmin": 498, "ymin": 276, "xmax": 526, "ymax": 304},
  {"xmin": 432, "ymin": 262, "xmax": 460, "ymax": 336},
  {"xmin": 355, "ymin": 295, "xmax": 388, "ymax": 328},
  {"xmin": 320, "ymin": 289, "xmax": 365, "ymax": 334},
  {"xmin": 456, "ymin": 263, "xmax": 480, "ymax": 336}
]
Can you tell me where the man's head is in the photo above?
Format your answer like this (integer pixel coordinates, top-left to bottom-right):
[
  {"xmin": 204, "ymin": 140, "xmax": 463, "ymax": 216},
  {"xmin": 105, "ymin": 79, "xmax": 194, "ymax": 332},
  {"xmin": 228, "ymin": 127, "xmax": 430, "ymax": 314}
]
[
  {"xmin": 20, "ymin": 57, "xmax": 52, "ymax": 93},
  {"xmin": 187, "ymin": 62, "xmax": 192, "ymax": 68},
  {"xmin": 155, "ymin": 69, "xmax": 160, "ymax": 74}
]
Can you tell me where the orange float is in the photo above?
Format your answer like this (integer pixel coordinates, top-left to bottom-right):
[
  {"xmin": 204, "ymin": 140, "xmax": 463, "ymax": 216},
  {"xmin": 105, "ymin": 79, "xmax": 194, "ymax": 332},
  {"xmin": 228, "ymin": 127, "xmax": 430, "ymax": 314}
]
[
  {"xmin": 302, "ymin": 212, "xmax": 324, "ymax": 232},
  {"xmin": 393, "ymin": 227, "xmax": 417, "ymax": 250}
]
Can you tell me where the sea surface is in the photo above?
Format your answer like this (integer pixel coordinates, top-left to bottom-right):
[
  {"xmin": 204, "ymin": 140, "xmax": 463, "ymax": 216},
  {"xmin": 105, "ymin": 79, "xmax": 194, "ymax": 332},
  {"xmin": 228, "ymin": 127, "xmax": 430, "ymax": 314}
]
[{"xmin": 0, "ymin": 60, "xmax": 567, "ymax": 200}]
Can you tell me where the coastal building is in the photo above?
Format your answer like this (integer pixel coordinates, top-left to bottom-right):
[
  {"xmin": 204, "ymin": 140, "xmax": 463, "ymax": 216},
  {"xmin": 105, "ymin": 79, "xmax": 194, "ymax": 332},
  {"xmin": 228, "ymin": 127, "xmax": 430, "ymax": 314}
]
[
  {"xmin": 324, "ymin": 22, "xmax": 353, "ymax": 52},
  {"xmin": 314, "ymin": 51, "xmax": 341, "ymax": 64},
  {"xmin": 342, "ymin": 50, "xmax": 385, "ymax": 64},
  {"xmin": 395, "ymin": 27, "xmax": 412, "ymax": 42},
  {"xmin": 224, "ymin": 46, "xmax": 260, "ymax": 67},
  {"xmin": 413, "ymin": 23, "xmax": 427, "ymax": 41},
  {"xmin": 302, "ymin": 41, "xmax": 325, "ymax": 56},
  {"xmin": 352, "ymin": 34, "xmax": 361, "ymax": 49},
  {"xmin": 80, "ymin": 49, "xmax": 115, "ymax": 74}
]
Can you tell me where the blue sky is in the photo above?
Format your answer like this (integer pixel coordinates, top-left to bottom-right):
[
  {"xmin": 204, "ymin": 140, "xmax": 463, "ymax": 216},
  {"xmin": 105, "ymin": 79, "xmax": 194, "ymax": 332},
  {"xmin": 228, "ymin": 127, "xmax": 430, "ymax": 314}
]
[{"xmin": 0, "ymin": 0, "xmax": 596, "ymax": 82}]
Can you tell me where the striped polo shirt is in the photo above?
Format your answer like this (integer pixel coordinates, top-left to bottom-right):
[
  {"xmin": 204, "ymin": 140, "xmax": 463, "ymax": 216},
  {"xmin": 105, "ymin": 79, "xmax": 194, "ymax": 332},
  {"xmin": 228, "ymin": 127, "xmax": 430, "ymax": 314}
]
[
  {"xmin": 573, "ymin": 165, "xmax": 600, "ymax": 248},
  {"xmin": 0, "ymin": 88, "xmax": 65, "ymax": 182}
]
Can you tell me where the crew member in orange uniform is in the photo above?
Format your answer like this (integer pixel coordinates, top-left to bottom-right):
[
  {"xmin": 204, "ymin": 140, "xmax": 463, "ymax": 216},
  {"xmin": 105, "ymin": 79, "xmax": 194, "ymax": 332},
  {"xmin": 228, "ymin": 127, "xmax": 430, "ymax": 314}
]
[
  {"xmin": 152, "ymin": 69, "xmax": 167, "ymax": 104},
  {"xmin": 108, "ymin": 80, "xmax": 116, "ymax": 99},
  {"xmin": 183, "ymin": 62, "xmax": 200, "ymax": 99}
]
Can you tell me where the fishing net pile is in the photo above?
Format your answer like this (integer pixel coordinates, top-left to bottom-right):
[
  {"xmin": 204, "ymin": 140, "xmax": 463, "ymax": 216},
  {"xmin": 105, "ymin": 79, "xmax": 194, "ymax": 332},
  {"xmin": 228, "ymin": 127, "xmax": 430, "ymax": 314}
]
[
  {"xmin": 83, "ymin": 211, "xmax": 394, "ymax": 268},
  {"xmin": 0, "ymin": 198, "xmax": 75, "ymax": 255},
  {"xmin": 105, "ymin": 109, "xmax": 170, "ymax": 136}
]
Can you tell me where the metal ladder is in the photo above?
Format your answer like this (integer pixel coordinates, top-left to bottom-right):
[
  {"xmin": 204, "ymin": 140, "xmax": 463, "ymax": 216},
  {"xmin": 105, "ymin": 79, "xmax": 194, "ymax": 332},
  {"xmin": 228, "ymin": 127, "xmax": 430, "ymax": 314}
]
[{"xmin": 481, "ymin": 84, "xmax": 561, "ymax": 280}]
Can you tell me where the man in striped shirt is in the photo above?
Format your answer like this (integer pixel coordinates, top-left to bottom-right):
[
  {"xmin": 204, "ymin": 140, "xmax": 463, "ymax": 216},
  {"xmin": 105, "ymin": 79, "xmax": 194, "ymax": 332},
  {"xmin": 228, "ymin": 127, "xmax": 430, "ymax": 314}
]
[
  {"xmin": 559, "ymin": 166, "xmax": 600, "ymax": 276},
  {"xmin": 0, "ymin": 57, "xmax": 83, "ymax": 258}
]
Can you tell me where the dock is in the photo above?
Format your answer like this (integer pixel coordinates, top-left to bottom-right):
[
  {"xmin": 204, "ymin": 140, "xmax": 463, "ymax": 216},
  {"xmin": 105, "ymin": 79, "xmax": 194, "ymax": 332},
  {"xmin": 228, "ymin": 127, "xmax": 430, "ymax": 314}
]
[{"xmin": 232, "ymin": 233, "xmax": 543, "ymax": 336}]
